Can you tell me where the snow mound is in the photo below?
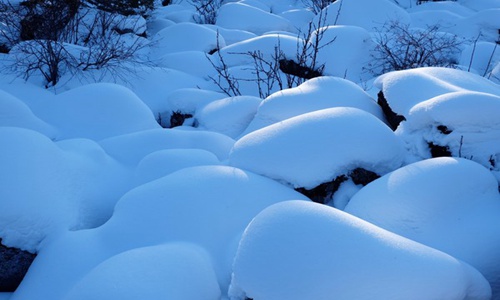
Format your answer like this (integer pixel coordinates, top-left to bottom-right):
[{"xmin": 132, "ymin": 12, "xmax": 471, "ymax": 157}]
[
  {"xmin": 214, "ymin": 33, "xmax": 301, "ymax": 68},
  {"xmin": 229, "ymin": 200, "xmax": 491, "ymax": 300},
  {"xmin": 0, "ymin": 89, "xmax": 56, "ymax": 137},
  {"xmin": 10, "ymin": 166, "xmax": 308, "ymax": 300},
  {"xmin": 374, "ymin": 67, "xmax": 500, "ymax": 117},
  {"xmin": 163, "ymin": 88, "xmax": 226, "ymax": 123},
  {"xmin": 460, "ymin": 41, "xmax": 500, "ymax": 78},
  {"xmin": 309, "ymin": 25, "xmax": 374, "ymax": 81},
  {"xmin": 279, "ymin": 8, "xmax": 315, "ymax": 30},
  {"xmin": 396, "ymin": 91, "xmax": 500, "ymax": 172},
  {"xmin": 230, "ymin": 107, "xmax": 405, "ymax": 189},
  {"xmin": 151, "ymin": 22, "xmax": 224, "ymax": 57},
  {"xmin": 34, "ymin": 83, "xmax": 159, "ymax": 141},
  {"xmin": 152, "ymin": 3, "xmax": 197, "ymax": 23},
  {"xmin": 321, "ymin": 0, "xmax": 411, "ymax": 30},
  {"xmin": 216, "ymin": 2, "xmax": 295, "ymax": 35},
  {"xmin": 157, "ymin": 51, "xmax": 216, "ymax": 77},
  {"xmin": 63, "ymin": 243, "xmax": 220, "ymax": 300},
  {"xmin": 242, "ymin": 76, "xmax": 383, "ymax": 135},
  {"xmin": 345, "ymin": 157, "xmax": 500, "ymax": 296},
  {"xmin": 196, "ymin": 95, "xmax": 262, "ymax": 138},
  {"xmin": 99, "ymin": 128, "xmax": 235, "ymax": 165},
  {"xmin": 133, "ymin": 149, "xmax": 220, "ymax": 186},
  {"xmin": 0, "ymin": 128, "xmax": 128, "ymax": 252},
  {"xmin": 204, "ymin": 25, "xmax": 258, "ymax": 46}
]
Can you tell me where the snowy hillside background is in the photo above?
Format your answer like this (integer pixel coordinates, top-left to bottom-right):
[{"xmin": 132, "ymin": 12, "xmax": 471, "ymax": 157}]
[{"xmin": 1, "ymin": 0, "xmax": 500, "ymax": 299}]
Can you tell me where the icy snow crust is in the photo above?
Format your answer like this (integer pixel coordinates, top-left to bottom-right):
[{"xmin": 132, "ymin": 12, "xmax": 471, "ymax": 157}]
[{"xmin": 1, "ymin": 0, "xmax": 500, "ymax": 299}]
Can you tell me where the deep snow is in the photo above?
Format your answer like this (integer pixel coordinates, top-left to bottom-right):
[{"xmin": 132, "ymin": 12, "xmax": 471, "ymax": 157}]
[{"xmin": 0, "ymin": 0, "xmax": 500, "ymax": 299}]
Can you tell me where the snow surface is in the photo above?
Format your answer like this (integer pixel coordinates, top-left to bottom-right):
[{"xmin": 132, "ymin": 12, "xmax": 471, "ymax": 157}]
[
  {"xmin": 396, "ymin": 91, "xmax": 500, "ymax": 174},
  {"xmin": 1, "ymin": 0, "xmax": 500, "ymax": 299},
  {"xmin": 216, "ymin": 2, "xmax": 296, "ymax": 35},
  {"xmin": 63, "ymin": 243, "xmax": 221, "ymax": 300},
  {"xmin": 10, "ymin": 166, "xmax": 308, "ymax": 300},
  {"xmin": 230, "ymin": 107, "xmax": 406, "ymax": 189},
  {"xmin": 241, "ymin": 76, "xmax": 384, "ymax": 135},
  {"xmin": 374, "ymin": 67, "xmax": 500, "ymax": 117},
  {"xmin": 345, "ymin": 157, "xmax": 500, "ymax": 295},
  {"xmin": 229, "ymin": 200, "xmax": 491, "ymax": 300}
]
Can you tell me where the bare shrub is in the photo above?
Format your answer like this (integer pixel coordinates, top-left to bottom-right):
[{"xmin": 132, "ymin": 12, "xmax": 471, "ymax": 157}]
[
  {"xmin": 367, "ymin": 20, "xmax": 462, "ymax": 75},
  {"xmin": 0, "ymin": 1, "xmax": 151, "ymax": 87},
  {"xmin": 301, "ymin": 0, "xmax": 336, "ymax": 14},
  {"xmin": 207, "ymin": 10, "xmax": 333, "ymax": 98},
  {"xmin": 190, "ymin": 0, "xmax": 223, "ymax": 24}
]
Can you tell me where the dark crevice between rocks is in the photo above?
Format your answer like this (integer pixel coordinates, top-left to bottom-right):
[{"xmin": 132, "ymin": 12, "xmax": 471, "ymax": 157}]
[
  {"xmin": 0, "ymin": 239, "xmax": 36, "ymax": 292},
  {"xmin": 377, "ymin": 91, "xmax": 406, "ymax": 131},
  {"xmin": 428, "ymin": 142, "xmax": 452, "ymax": 158},
  {"xmin": 437, "ymin": 125, "xmax": 452, "ymax": 135},
  {"xmin": 295, "ymin": 168, "xmax": 381, "ymax": 204},
  {"xmin": 157, "ymin": 111, "xmax": 193, "ymax": 128},
  {"xmin": 278, "ymin": 59, "xmax": 322, "ymax": 80},
  {"xmin": 295, "ymin": 175, "xmax": 348, "ymax": 204},
  {"xmin": 349, "ymin": 168, "xmax": 380, "ymax": 186},
  {"xmin": 0, "ymin": 44, "xmax": 9, "ymax": 54},
  {"xmin": 170, "ymin": 111, "xmax": 193, "ymax": 128}
]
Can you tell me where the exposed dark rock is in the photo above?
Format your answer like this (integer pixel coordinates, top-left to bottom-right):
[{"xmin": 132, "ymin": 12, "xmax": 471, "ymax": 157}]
[
  {"xmin": 437, "ymin": 125, "xmax": 452, "ymax": 135},
  {"xmin": 0, "ymin": 44, "xmax": 9, "ymax": 54},
  {"xmin": 278, "ymin": 59, "xmax": 322, "ymax": 80},
  {"xmin": 169, "ymin": 111, "xmax": 193, "ymax": 128},
  {"xmin": 349, "ymin": 168, "xmax": 380, "ymax": 186},
  {"xmin": 208, "ymin": 48, "xmax": 218, "ymax": 55},
  {"xmin": 0, "ymin": 239, "xmax": 36, "ymax": 292},
  {"xmin": 428, "ymin": 142, "xmax": 452, "ymax": 157},
  {"xmin": 295, "ymin": 175, "xmax": 348, "ymax": 204},
  {"xmin": 489, "ymin": 155, "xmax": 496, "ymax": 169},
  {"xmin": 377, "ymin": 91, "xmax": 406, "ymax": 131},
  {"xmin": 162, "ymin": 0, "xmax": 171, "ymax": 6}
]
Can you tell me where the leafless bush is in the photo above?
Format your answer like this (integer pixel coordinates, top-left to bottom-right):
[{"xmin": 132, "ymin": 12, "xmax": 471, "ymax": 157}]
[
  {"xmin": 190, "ymin": 0, "xmax": 223, "ymax": 24},
  {"xmin": 207, "ymin": 10, "xmax": 333, "ymax": 98},
  {"xmin": 0, "ymin": 1, "xmax": 150, "ymax": 87},
  {"xmin": 367, "ymin": 20, "xmax": 462, "ymax": 75},
  {"xmin": 302, "ymin": 0, "xmax": 336, "ymax": 14}
]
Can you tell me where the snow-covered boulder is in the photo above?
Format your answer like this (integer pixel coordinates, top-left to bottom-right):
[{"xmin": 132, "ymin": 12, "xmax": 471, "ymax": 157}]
[
  {"xmin": 396, "ymin": 91, "xmax": 500, "ymax": 177},
  {"xmin": 230, "ymin": 107, "xmax": 406, "ymax": 202},
  {"xmin": 213, "ymin": 33, "xmax": 301, "ymax": 68},
  {"xmin": 133, "ymin": 149, "xmax": 220, "ymax": 186},
  {"xmin": 374, "ymin": 67, "xmax": 500, "ymax": 129},
  {"xmin": 0, "ymin": 89, "xmax": 56, "ymax": 138},
  {"xmin": 345, "ymin": 157, "xmax": 500, "ymax": 296},
  {"xmin": 165, "ymin": 88, "xmax": 226, "ymax": 117},
  {"xmin": 307, "ymin": 25, "xmax": 375, "ymax": 81},
  {"xmin": 157, "ymin": 51, "xmax": 216, "ymax": 77},
  {"xmin": 63, "ymin": 243, "xmax": 221, "ymax": 300},
  {"xmin": 321, "ymin": 0, "xmax": 411, "ymax": 30},
  {"xmin": 241, "ymin": 76, "xmax": 384, "ymax": 135},
  {"xmin": 460, "ymin": 41, "xmax": 500, "ymax": 78},
  {"xmin": 0, "ymin": 128, "xmax": 128, "ymax": 252},
  {"xmin": 216, "ymin": 2, "xmax": 296, "ymax": 35},
  {"xmin": 196, "ymin": 95, "xmax": 262, "ymax": 138},
  {"xmin": 10, "ymin": 166, "xmax": 308, "ymax": 300},
  {"xmin": 229, "ymin": 200, "xmax": 491, "ymax": 300},
  {"xmin": 33, "ymin": 83, "xmax": 159, "ymax": 141},
  {"xmin": 151, "ymin": 22, "xmax": 225, "ymax": 57},
  {"xmin": 99, "ymin": 128, "xmax": 235, "ymax": 165}
]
